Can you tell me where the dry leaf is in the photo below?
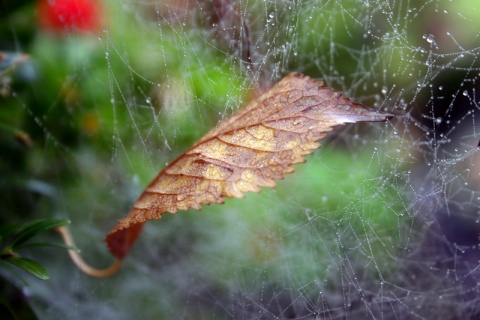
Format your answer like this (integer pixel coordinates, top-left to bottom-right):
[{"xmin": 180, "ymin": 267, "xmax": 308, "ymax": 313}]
[{"xmin": 106, "ymin": 72, "xmax": 392, "ymax": 260}]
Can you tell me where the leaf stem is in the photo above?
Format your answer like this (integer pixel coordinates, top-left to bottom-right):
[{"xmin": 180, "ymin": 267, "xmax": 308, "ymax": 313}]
[{"xmin": 55, "ymin": 226, "xmax": 121, "ymax": 278}]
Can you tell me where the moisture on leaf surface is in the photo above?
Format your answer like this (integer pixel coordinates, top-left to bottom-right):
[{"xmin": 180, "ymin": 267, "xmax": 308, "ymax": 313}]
[{"xmin": 106, "ymin": 72, "xmax": 393, "ymax": 260}]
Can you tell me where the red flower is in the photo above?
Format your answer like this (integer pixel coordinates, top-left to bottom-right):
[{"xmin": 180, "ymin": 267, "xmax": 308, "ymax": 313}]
[{"xmin": 37, "ymin": 0, "xmax": 104, "ymax": 34}]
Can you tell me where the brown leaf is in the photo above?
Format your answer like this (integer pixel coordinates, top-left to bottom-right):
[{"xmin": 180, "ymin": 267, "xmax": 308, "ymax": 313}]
[{"xmin": 106, "ymin": 72, "xmax": 393, "ymax": 260}]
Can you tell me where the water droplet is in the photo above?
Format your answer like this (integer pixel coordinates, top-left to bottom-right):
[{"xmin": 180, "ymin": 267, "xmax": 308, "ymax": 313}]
[{"xmin": 463, "ymin": 90, "xmax": 468, "ymax": 96}]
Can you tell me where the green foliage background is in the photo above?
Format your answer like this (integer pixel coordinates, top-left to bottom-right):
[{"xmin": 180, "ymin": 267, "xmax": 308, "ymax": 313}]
[{"xmin": 1, "ymin": 0, "xmax": 479, "ymax": 319}]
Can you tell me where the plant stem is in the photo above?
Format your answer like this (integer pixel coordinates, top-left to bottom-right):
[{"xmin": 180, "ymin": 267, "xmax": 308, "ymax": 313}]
[{"xmin": 55, "ymin": 226, "xmax": 121, "ymax": 278}]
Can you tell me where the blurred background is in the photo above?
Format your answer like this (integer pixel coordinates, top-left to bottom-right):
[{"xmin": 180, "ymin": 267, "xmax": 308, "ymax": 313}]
[{"xmin": 1, "ymin": 0, "xmax": 480, "ymax": 319}]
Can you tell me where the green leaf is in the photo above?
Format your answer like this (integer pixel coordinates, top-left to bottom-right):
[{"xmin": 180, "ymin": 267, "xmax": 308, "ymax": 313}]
[
  {"xmin": 6, "ymin": 218, "xmax": 69, "ymax": 250},
  {"xmin": 0, "ymin": 223, "xmax": 23, "ymax": 239},
  {"xmin": 5, "ymin": 257, "xmax": 49, "ymax": 280},
  {"xmin": 17, "ymin": 242, "xmax": 78, "ymax": 252}
]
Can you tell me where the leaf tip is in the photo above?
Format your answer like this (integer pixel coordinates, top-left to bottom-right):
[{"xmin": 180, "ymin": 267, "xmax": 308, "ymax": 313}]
[
  {"xmin": 367, "ymin": 109, "xmax": 395, "ymax": 122},
  {"xmin": 343, "ymin": 104, "xmax": 394, "ymax": 123}
]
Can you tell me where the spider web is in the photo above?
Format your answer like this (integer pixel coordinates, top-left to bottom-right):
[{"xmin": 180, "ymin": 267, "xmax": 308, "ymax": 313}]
[{"xmin": 8, "ymin": 0, "xmax": 480, "ymax": 319}]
